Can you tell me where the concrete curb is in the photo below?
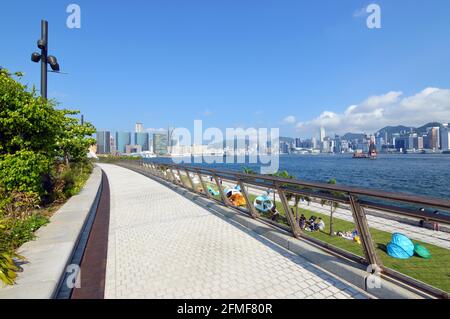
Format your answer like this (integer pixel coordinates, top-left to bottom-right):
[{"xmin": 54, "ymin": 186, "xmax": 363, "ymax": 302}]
[
  {"xmin": 121, "ymin": 163, "xmax": 431, "ymax": 299},
  {"xmin": 0, "ymin": 166, "xmax": 103, "ymax": 299}
]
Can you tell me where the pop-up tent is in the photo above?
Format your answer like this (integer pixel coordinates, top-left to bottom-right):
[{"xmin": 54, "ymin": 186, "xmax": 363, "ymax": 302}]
[
  {"xmin": 387, "ymin": 233, "xmax": 415, "ymax": 259},
  {"xmin": 207, "ymin": 186, "xmax": 220, "ymax": 196}
]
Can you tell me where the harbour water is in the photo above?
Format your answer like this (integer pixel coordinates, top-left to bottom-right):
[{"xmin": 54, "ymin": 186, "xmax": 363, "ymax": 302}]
[{"xmin": 146, "ymin": 153, "xmax": 450, "ymax": 200}]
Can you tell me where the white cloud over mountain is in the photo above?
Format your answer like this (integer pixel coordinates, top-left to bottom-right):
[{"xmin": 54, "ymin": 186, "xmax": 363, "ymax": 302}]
[
  {"xmin": 295, "ymin": 88, "xmax": 450, "ymax": 135},
  {"xmin": 283, "ymin": 115, "xmax": 296, "ymax": 124}
]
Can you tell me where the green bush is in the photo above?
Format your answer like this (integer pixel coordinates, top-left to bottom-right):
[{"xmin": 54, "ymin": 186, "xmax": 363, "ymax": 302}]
[
  {"xmin": 0, "ymin": 70, "xmax": 96, "ymax": 285},
  {"xmin": 0, "ymin": 150, "xmax": 50, "ymax": 196}
]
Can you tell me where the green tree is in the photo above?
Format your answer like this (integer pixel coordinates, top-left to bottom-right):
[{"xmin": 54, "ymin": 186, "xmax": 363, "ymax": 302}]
[
  {"xmin": 320, "ymin": 178, "xmax": 342, "ymax": 236},
  {"xmin": 56, "ymin": 110, "xmax": 96, "ymax": 165}
]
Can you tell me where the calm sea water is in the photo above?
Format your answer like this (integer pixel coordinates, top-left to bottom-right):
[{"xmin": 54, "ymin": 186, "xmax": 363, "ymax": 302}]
[{"xmin": 146, "ymin": 153, "xmax": 450, "ymax": 200}]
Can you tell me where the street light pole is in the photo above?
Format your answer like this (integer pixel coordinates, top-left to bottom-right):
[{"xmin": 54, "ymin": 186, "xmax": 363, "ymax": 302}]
[
  {"xmin": 31, "ymin": 19, "xmax": 60, "ymax": 100},
  {"xmin": 40, "ymin": 20, "xmax": 48, "ymax": 99}
]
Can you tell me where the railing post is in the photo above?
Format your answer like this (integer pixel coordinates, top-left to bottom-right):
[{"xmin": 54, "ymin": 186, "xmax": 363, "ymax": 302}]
[
  {"xmin": 212, "ymin": 174, "xmax": 230, "ymax": 205},
  {"xmin": 168, "ymin": 168, "xmax": 177, "ymax": 183},
  {"xmin": 184, "ymin": 169, "xmax": 196, "ymax": 192},
  {"xmin": 177, "ymin": 168, "xmax": 188, "ymax": 189},
  {"xmin": 197, "ymin": 170, "xmax": 211, "ymax": 199},
  {"xmin": 238, "ymin": 180, "xmax": 259, "ymax": 218},
  {"xmin": 349, "ymin": 194, "xmax": 381, "ymax": 267},
  {"xmin": 275, "ymin": 183, "xmax": 302, "ymax": 238},
  {"xmin": 170, "ymin": 168, "xmax": 180, "ymax": 184}
]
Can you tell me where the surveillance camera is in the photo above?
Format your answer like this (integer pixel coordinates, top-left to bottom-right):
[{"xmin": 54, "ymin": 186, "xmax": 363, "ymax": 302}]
[{"xmin": 31, "ymin": 52, "xmax": 41, "ymax": 63}]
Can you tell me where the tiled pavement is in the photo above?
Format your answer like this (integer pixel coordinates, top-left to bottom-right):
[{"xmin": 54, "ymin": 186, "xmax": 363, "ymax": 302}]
[{"xmin": 99, "ymin": 164, "xmax": 370, "ymax": 299}]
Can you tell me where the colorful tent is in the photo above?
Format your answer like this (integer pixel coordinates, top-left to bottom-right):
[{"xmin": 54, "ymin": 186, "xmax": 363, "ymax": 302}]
[
  {"xmin": 207, "ymin": 186, "xmax": 220, "ymax": 196},
  {"xmin": 387, "ymin": 233, "xmax": 415, "ymax": 259},
  {"xmin": 414, "ymin": 243, "xmax": 432, "ymax": 259}
]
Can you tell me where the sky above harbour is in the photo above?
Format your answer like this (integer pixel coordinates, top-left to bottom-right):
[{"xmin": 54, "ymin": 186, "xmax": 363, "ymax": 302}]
[{"xmin": 2, "ymin": 0, "xmax": 450, "ymax": 138}]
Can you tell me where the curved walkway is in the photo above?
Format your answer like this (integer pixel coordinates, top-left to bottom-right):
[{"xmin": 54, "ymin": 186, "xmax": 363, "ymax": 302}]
[{"xmin": 99, "ymin": 164, "xmax": 369, "ymax": 299}]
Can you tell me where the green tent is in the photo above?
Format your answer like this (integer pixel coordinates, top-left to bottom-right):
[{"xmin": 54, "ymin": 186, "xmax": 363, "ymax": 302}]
[{"xmin": 414, "ymin": 243, "xmax": 432, "ymax": 259}]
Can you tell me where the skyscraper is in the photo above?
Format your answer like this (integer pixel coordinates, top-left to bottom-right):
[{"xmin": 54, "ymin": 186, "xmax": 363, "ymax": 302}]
[
  {"xmin": 427, "ymin": 127, "xmax": 440, "ymax": 150},
  {"xmin": 441, "ymin": 127, "xmax": 450, "ymax": 150},
  {"xmin": 115, "ymin": 132, "xmax": 131, "ymax": 154},
  {"xmin": 135, "ymin": 122, "xmax": 144, "ymax": 133},
  {"xmin": 96, "ymin": 131, "xmax": 111, "ymax": 154},
  {"xmin": 153, "ymin": 133, "xmax": 168, "ymax": 155},
  {"xmin": 135, "ymin": 132, "xmax": 150, "ymax": 151},
  {"xmin": 320, "ymin": 127, "xmax": 326, "ymax": 142}
]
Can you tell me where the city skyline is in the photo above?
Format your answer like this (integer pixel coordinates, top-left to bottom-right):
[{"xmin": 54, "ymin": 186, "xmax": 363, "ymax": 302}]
[{"xmin": 96, "ymin": 120, "xmax": 450, "ymax": 156}]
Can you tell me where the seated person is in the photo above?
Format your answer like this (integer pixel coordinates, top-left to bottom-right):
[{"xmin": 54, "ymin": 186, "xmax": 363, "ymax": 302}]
[
  {"xmin": 307, "ymin": 216, "xmax": 316, "ymax": 230},
  {"xmin": 299, "ymin": 214, "xmax": 306, "ymax": 230},
  {"xmin": 270, "ymin": 205, "xmax": 280, "ymax": 222},
  {"xmin": 314, "ymin": 218, "xmax": 325, "ymax": 231}
]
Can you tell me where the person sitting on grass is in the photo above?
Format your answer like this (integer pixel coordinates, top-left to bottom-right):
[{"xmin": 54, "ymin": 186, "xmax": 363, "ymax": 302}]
[
  {"xmin": 270, "ymin": 205, "xmax": 280, "ymax": 222},
  {"xmin": 307, "ymin": 216, "xmax": 316, "ymax": 231},
  {"xmin": 314, "ymin": 217, "xmax": 325, "ymax": 231},
  {"xmin": 299, "ymin": 214, "xmax": 306, "ymax": 230}
]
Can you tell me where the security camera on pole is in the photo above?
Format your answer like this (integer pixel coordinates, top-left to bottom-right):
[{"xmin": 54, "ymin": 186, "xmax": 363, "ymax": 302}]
[{"xmin": 31, "ymin": 20, "xmax": 60, "ymax": 99}]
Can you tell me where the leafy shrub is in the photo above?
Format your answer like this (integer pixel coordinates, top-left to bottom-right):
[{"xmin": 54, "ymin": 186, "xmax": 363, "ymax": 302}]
[
  {"xmin": 0, "ymin": 70, "xmax": 96, "ymax": 285},
  {"xmin": 0, "ymin": 150, "xmax": 50, "ymax": 196}
]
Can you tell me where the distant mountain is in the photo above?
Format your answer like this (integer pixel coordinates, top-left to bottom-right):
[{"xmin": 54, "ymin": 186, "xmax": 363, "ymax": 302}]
[
  {"xmin": 280, "ymin": 136, "xmax": 295, "ymax": 144},
  {"xmin": 341, "ymin": 133, "xmax": 366, "ymax": 141},
  {"xmin": 415, "ymin": 122, "xmax": 444, "ymax": 134},
  {"xmin": 376, "ymin": 125, "xmax": 414, "ymax": 137},
  {"xmin": 376, "ymin": 122, "xmax": 446, "ymax": 138}
]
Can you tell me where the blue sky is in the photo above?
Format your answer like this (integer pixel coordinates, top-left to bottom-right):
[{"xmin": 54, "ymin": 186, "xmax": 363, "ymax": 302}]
[{"xmin": 2, "ymin": 0, "xmax": 450, "ymax": 138}]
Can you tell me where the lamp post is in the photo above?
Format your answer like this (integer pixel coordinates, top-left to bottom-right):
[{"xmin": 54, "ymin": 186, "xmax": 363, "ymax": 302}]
[{"xmin": 31, "ymin": 20, "xmax": 60, "ymax": 99}]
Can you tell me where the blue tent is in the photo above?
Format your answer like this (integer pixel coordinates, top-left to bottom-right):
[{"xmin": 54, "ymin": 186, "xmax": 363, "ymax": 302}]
[
  {"xmin": 207, "ymin": 186, "xmax": 220, "ymax": 196},
  {"xmin": 387, "ymin": 233, "xmax": 415, "ymax": 259}
]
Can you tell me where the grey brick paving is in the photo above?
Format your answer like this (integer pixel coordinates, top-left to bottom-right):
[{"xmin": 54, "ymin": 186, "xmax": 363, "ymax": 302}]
[{"xmin": 99, "ymin": 164, "xmax": 370, "ymax": 299}]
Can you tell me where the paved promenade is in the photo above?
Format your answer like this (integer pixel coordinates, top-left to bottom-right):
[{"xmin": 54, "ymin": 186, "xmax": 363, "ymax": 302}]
[{"xmin": 99, "ymin": 164, "xmax": 369, "ymax": 299}]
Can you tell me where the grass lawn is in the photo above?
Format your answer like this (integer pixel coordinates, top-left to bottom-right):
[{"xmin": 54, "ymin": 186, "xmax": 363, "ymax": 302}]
[{"xmin": 201, "ymin": 182, "xmax": 450, "ymax": 293}]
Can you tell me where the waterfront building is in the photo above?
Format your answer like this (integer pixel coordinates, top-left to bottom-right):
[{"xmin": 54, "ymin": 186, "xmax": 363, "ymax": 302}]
[
  {"xmin": 153, "ymin": 133, "xmax": 168, "ymax": 155},
  {"xmin": 135, "ymin": 122, "xmax": 144, "ymax": 133},
  {"xmin": 427, "ymin": 127, "xmax": 440, "ymax": 150},
  {"xmin": 110, "ymin": 135, "xmax": 116, "ymax": 153},
  {"xmin": 115, "ymin": 132, "xmax": 131, "ymax": 154},
  {"xmin": 135, "ymin": 132, "xmax": 150, "ymax": 151},
  {"xmin": 96, "ymin": 131, "xmax": 111, "ymax": 154},
  {"xmin": 441, "ymin": 128, "xmax": 450, "ymax": 150},
  {"xmin": 319, "ymin": 127, "xmax": 326, "ymax": 142},
  {"xmin": 311, "ymin": 137, "xmax": 317, "ymax": 149},
  {"xmin": 125, "ymin": 144, "xmax": 143, "ymax": 154}
]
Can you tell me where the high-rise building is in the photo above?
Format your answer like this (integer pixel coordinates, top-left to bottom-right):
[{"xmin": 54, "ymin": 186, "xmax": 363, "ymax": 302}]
[
  {"xmin": 153, "ymin": 133, "xmax": 168, "ymax": 155},
  {"xmin": 134, "ymin": 132, "xmax": 149, "ymax": 151},
  {"xmin": 115, "ymin": 132, "xmax": 131, "ymax": 154},
  {"xmin": 427, "ymin": 127, "xmax": 440, "ymax": 150},
  {"xmin": 319, "ymin": 127, "xmax": 326, "ymax": 142},
  {"xmin": 96, "ymin": 131, "xmax": 111, "ymax": 154},
  {"xmin": 441, "ymin": 128, "xmax": 450, "ymax": 150},
  {"xmin": 125, "ymin": 144, "xmax": 143, "ymax": 154},
  {"xmin": 135, "ymin": 122, "xmax": 144, "ymax": 133}
]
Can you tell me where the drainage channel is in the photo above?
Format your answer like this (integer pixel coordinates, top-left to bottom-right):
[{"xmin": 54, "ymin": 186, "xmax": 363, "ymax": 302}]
[{"xmin": 55, "ymin": 170, "xmax": 111, "ymax": 299}]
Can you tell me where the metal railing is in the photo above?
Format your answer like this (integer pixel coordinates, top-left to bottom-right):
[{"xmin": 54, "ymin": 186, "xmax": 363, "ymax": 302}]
[{"xmin": 111, "ymin": 159, "xmax": 450, "ymax": 299}]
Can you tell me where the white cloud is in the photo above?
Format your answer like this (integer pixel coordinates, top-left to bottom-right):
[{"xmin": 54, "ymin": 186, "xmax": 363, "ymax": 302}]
[
  {"xmin": 296, "ymin": 88, "xmax": 450, "ymax": 136},
  {"xmin": 283, "ymin": 115, "xmax": 296, "ymax": 124}
]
